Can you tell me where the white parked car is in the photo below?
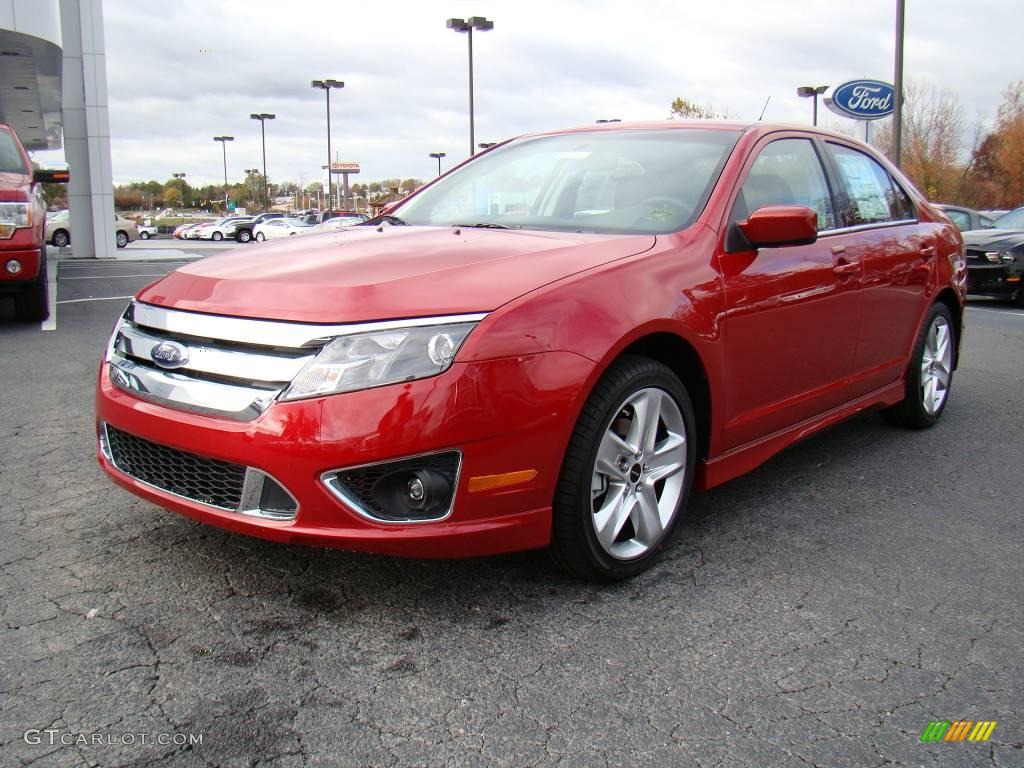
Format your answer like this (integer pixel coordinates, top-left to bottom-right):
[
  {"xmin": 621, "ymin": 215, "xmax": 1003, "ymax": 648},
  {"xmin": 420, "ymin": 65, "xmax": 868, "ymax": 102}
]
[
  {"xmin": 253, "ymin": 218, "xmax": 314, "ymax": 241},
  {"xmin": 138, "ymin": 224, "xmax": 158, "ymax": 240},
  {"xmin": 195, "ymin": 216, "xmax": 250, "ymax": 241},
  {"xmin": 312, "ymin": 215, "xmax": 367, "ymax": 233}
]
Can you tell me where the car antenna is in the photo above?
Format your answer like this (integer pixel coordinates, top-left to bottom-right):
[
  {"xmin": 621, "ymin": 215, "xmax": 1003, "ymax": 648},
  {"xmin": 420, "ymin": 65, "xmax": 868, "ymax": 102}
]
[{"xmin": 757, "ymin": 96, "xmax": 770, "ymax": 121}]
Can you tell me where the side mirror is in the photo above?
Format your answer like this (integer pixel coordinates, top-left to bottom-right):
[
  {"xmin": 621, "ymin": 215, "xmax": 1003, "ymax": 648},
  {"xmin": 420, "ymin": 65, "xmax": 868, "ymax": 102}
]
[
  {"xmin": 738, "ymin": 205, "xmax": 817, "ymax": 248},
  {"xmin": 33, "ymin": 168, "xmax": 70, "ymax": 185}
]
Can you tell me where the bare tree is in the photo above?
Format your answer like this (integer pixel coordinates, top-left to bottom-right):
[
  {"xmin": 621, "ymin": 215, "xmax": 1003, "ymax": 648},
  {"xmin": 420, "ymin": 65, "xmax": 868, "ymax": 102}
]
[{"xmin": 873, "ymin": 80, "xmax": 967, "ymax": 202}]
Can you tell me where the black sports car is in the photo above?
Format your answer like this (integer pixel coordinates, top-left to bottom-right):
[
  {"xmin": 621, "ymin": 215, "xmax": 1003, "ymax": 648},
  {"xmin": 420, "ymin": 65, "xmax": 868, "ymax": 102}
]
[{"xmin": 963, "ymin": 207, "xmax": 1024, "ymax": 305}]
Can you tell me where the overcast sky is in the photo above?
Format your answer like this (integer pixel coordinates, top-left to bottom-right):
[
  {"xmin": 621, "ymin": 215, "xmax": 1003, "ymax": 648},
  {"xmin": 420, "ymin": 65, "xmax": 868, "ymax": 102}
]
[{"xmin": 32, "ymin": 0, "xmax": 1023, "ymax": 188}]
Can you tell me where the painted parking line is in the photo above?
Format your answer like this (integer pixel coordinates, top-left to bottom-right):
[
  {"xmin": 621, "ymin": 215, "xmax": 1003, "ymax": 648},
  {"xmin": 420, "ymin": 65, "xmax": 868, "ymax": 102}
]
[
  {"xmin": 56, "ymin": 296, "xmax": 135, "ymax": 305},
  {"xmin": 40, "ymin": 250, "xmax": 59, "ymax": 332},
  {"xmin": 966, "ymin": 307, "xmax": 1024, "ymax": 318}
]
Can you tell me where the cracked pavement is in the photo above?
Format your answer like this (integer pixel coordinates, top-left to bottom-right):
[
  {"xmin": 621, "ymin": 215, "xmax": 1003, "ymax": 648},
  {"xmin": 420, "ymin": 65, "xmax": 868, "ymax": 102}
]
[{"xmin": 1, "ymin": 266, "xmax": 1021, "ymax": 767}]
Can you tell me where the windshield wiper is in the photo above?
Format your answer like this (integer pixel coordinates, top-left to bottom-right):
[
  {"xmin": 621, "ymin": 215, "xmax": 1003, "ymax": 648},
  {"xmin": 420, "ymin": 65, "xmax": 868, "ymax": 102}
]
[
  {"xmin": 360, "ymin": 214, "xmax": 407, "ymax": 226},
  {"xmin": 452, "ymin": 222, "xmax": 512, "ymax": 229}
]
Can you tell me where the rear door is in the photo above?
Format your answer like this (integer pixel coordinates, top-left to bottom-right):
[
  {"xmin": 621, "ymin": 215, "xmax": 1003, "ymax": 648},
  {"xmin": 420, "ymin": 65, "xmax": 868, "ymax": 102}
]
[
  {"xmin": 718, "ymin": 134, "xmax": 864, "ymax": 450},
  {"xmin": 822, "ymin": 141, "xmax": 933, "ymax": 396}
]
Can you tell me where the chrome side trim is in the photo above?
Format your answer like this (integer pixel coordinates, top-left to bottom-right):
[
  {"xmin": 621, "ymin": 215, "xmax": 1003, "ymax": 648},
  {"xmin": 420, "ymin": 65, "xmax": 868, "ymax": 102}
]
[
  {"xmin": 99, "ymin": 423, "xmax": 298, "ymax": 521},
  {"xmin": 132, "ymin": 302, "xmax": 488, "ymax": 349},
  {"xmin": 320, "ymin": 450, "xmax": 463, "ymax": 525},
  {"xmin": 107, "ymin": 359, "xmax": 279, "ymax": 421},
  {"xmin": 817, "ymin": 219, "xmax": 917, "ymax": 237}
]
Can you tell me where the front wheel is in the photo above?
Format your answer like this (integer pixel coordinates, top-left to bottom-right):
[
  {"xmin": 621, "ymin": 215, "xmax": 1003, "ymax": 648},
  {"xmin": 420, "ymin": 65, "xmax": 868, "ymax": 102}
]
[
  {"xmin": 550, "ymin": 355, "xmax": 696, "ymax": 581},
  {"xmin": 255, "ymin": 231, "xmax": 266, "ymax": 242},
  {"xmin": 140, "ymin": 231, "xmax": 150, "ymax": 240},
  {"xmin": 212, "ymin": 231, "xmax": 223, "ymax": 241},
  {"xmin": 52, "ymin": 229, "xmax": 69, "ymax": 248},
  {"xmin": 882, "ymin": 303, "xmax": 956, "ymax": 429},
  {"xmin": 237, "ymin": 230, "xmax": 252, "ymax": 243},
  {"xmin": 115, "ymin": 231, "xmax": 129, "ymax": 248}
]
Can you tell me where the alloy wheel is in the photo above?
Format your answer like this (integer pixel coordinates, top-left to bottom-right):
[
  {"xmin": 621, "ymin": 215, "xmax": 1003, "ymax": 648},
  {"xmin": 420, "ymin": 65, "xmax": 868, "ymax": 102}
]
[
  {"xmin": 920, "ymin": 315, "xmax": 952, "ymax": 415},
  {"xmin": 590, "ymin": 387, "xmax": 688, "ymax": 560}
]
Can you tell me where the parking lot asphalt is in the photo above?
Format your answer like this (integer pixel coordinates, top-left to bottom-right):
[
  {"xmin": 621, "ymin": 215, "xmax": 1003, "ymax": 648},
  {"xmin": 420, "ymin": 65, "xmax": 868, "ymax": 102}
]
[{"xmin": 0, "ymin": 258, "xmax": 1021, "ymax": 767}]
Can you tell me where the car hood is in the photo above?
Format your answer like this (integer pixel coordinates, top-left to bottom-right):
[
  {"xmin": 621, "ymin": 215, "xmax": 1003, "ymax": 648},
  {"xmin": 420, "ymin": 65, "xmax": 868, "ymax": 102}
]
[
  {"xmin": 961, "ymin": 229, "xmax": 1024, "ymax": 250},
  {"xmin": 136, "ymin": 225, "xmax": 656, "ymax": 323}
]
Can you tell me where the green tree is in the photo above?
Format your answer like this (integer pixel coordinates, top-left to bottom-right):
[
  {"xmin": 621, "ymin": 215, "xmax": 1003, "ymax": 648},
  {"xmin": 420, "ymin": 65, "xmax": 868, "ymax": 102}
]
[{"xmin": 669, "ymin": 97, "xmax": 720, "ymax": 120}]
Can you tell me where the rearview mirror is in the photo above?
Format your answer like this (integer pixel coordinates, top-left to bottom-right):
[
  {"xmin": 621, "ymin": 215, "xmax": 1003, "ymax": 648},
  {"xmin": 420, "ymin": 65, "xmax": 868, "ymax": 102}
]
[
  {"xmin": 33, "ymin": 168, "xmax": 70, "ymax": 185},
  {"xmin": 738, "ymin": 205, "xmax": 817, "ymax": 248}
]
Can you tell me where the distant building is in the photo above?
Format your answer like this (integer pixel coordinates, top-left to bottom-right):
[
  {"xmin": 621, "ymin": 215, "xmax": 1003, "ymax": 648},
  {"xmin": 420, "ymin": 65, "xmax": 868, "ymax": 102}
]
[{"xmin": 369, "ymin": 187, "xmax": 404, "ymax": 216}]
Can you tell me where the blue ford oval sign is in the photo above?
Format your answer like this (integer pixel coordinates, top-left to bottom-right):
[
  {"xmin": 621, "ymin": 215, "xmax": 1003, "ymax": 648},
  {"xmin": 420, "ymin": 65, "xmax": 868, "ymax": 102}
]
[
  {"xmin": 151, "ymin": 341, "xmax": 189, "ymax": 369},
  {"xmin": 827, "ymin": 80, "xmax": 895, "ymax": 120}
]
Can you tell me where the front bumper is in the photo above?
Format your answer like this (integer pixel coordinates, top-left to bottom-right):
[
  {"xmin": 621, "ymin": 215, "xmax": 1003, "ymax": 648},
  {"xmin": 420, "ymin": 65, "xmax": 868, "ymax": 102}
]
[
  {"xmin": 967, "ymin": 263, "xmax": 1023, "ymax": 298},
  {"xmin": 96, "ymin": 350, "xmax": 595, "ymax": 558},
  {"xmin": 0, "ymin": 247, "xmax": 42, "ymax": 289}
]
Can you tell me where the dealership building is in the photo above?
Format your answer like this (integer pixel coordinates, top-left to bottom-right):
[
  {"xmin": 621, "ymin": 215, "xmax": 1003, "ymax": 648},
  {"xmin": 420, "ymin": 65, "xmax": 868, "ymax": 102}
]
[{"xmin": 0, "ymin": 0, "xmax": 114, "ymax": 258}]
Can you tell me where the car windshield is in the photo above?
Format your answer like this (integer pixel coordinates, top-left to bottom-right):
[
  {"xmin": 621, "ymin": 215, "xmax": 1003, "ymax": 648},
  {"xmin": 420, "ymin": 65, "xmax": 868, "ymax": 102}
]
[
  {"xmin": 994, "ymin": 208, "xmax": 1024, "ymax": 229},
  {"xmin": 0, "ymin": 130, "xmax": 28, "ymax": 174},
  {"xmin": 396, "ymin": 128, "xmax": 740, "ymax": 234}
]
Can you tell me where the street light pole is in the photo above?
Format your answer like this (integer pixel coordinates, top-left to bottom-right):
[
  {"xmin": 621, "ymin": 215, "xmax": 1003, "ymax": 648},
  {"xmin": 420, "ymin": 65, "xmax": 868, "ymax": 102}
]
[
  {"xmin": 250, "ymin": 113, "xmax": 275, "ymax": 211},
  {"xmin": 172, "ymin": 172, "xmax": 186, "ymax": 211},
  {"xmin": 796, "ymin": 85, "xmax": 828, "ymax": 126},
  {"xmin": 311, "ymin": 79, "xmax": 344, "ymax": 212},
  {"xmin": 447, "ymin": 16, "xmax": 494, "ymax": 157},
  {"xmin": 213, "ymin": 136, "xmax": 234, "ymax": 210},
  {"xmin": 429, "ymin": 152, "xmax": 446, "ymax": 176},
  {"xmin": 893, "ymin": 0, "xmax": 905, "ymax": 168}
]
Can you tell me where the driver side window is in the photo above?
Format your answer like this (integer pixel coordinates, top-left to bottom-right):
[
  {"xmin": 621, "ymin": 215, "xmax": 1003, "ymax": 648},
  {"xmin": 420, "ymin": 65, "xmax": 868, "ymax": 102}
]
[{"xmin": 736, "ymin": 138, "xmax": 836, "ymax": 231}]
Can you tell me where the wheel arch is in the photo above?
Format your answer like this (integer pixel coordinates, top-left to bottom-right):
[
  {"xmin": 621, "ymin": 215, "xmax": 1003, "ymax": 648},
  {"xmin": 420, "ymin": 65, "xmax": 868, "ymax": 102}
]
[
  {"xmin": 616, "ymin": 332, "xmax": 713, "ymax": 462},
  {"xmin": 932, "ymin": 287, "xmax": 963, "ymax": 368}
]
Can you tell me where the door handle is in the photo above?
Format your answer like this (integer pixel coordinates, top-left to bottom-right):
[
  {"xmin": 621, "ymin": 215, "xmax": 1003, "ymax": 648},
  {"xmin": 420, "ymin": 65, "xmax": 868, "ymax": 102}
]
[{"xmin": 833, "ymin": 259, "xmax": 860, "ymax": 276}]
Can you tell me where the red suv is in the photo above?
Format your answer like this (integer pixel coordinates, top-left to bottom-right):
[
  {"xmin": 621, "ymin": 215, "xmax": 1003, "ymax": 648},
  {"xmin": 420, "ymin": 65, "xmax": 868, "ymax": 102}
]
[
  {"xmin": 96, "ymin": 122, "xmax": 965, "ymax": 580},
  {"xmin": 0, "ymin": 123, "xmax": 66, "ymax": 321}
]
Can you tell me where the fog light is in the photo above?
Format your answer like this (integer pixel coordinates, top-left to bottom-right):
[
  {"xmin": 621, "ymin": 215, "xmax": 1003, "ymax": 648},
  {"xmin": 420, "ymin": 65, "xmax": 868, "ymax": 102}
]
[
  {"xmin": 5, "ymin": 259, "xmax": 21, "ymax": 275},
  {"xmin": 408, "ymin": 476, "xmax": 426, "ymax": 505}
]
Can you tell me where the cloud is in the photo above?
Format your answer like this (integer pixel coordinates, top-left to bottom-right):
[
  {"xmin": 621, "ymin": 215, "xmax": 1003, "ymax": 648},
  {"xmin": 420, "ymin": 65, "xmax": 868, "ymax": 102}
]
[{"xmin": 31, "ymin": 0, "xmax": 1023, "ymax": 187}]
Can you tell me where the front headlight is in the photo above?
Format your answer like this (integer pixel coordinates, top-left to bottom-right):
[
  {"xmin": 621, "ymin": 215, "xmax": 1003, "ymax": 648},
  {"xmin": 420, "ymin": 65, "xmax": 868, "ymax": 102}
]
[
  {"xmin": 985, "ymin": 251, "xmax": 1016, "ymax": 264},
  {"xmin": 0, "ymin": 202, "xmax": 31, "ymax": 238},
  {"xmin": 281, "ymin": 320, "xmax": 480, "ymax": 401}
]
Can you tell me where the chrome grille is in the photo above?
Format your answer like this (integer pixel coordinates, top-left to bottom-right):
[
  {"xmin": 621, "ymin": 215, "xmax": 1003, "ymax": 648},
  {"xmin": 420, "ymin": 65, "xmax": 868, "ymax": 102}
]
[
  {"xmin": 106, "ymin": 302, "xmax": 326, "ymax": 420},
  {"xmin": 104, "ymin": 425, "xmax": 246, "ymax": 510}
]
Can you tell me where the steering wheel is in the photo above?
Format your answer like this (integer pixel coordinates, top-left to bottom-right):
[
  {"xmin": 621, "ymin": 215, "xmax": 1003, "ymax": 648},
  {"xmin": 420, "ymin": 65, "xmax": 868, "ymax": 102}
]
[{"xmin": 634, "ymin": 195, "xmax": 694, "ymax": 225}]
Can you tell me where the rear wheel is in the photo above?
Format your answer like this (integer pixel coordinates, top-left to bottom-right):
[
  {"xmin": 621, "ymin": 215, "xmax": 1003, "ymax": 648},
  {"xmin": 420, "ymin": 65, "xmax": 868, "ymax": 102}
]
[
  {"xmin": 115, "ymin": 230, "xmax": 129, "ymax": 248},
  {"xmin": 52, "ymin": 229, "xmax": 69, "ymax": 248},
  {"xmin": 140, "ymin": 231, "xmax": 151, "ymax": 240},
  {"xmin": 882, "ymin": 303, "xmax": 955, "ymax": 429},
  {"xmin": 550, "ymin": 355, "xmax": 696, "ymax": 581},
  {"xmin": 255, "ymin": 231, "xmax": 266, "ymax": 242},
  {"xmin": 14, "ymin": 253, "xmax": 48, "ymax": 321},
  {"xmin": 237, "ymin": 229, "xmax": 252, "ymax": 243},
  {"xmin": 212, "ymin": 231, "xmax": 223, "ymax": 241}
]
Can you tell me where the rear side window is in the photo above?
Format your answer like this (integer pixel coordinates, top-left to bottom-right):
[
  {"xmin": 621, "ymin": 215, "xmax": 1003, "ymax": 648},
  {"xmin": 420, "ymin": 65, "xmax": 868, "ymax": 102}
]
[
  {"xmin": 736, "ymin": 138, "xmax": 836, "ymax": 230},
  {"xmin": 945, "ymin": 209, "xmax": 970, "ymax": 231},
  {"xmin": 0, "ymin": 130, "xmax": 28, "ymax": 174},
  {"xmin": 826, "ymin": 143, "xmax": 916, "ymax": 226}
]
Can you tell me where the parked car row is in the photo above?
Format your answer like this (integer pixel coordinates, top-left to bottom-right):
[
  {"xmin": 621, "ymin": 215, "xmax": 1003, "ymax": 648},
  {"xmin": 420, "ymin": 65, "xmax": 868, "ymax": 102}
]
[{"xmin": 171, "ymin": 210, "xmax": 369, "ymax": 243}]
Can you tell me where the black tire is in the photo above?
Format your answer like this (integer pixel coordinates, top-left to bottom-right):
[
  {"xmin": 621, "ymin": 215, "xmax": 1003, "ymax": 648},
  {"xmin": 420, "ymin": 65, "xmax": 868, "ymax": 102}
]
[
  {"xmin": 881, "ymin": 302, "xmax": 956, "ymax": 429},
  {"xmin": 52, "ymin": 229, "xmax": 69, "ymax": 248},
  {"xmin": 237, "ymin": 229, "xmax": 252, "ymax": 243},
  {"xmin": 140, "ymin": 231, "xmax": 150, "ymax": 240},
  {"xmin": 549, "ymin": 355, "xmax": 697, "ymax": 581},
  {"xmin": 14, "ymin": 253, "xmax": 49, "ymax": 322},
  {"xmin": 212, "ymin": 231, "xmax": 223, "ymax": 241},
  {"xmin": 116, "ymin": 231, "xmax": 129, "ymax": 248},
  {"xmin": 255, "ymin": 232, "xmax": 266, "ymax": 242}
]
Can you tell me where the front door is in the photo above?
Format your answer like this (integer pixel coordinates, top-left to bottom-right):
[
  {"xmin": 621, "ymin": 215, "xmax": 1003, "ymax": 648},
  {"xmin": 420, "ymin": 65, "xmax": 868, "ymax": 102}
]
[{"xmin": 718, "ymin": 136, "xmax": 863, "ymax": 451}]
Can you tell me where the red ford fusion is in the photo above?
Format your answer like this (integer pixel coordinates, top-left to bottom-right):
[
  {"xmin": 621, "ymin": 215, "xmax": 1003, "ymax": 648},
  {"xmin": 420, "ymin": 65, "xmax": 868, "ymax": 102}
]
[{"xmin": 96, "ymin": 122, "xmax": 965, "ymax": 580}]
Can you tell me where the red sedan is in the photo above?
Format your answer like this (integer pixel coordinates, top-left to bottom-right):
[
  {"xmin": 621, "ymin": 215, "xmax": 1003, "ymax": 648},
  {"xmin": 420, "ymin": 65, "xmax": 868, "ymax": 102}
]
[{"xmin": 96, "ymin": 122, "xmax": 964, "ymax": 580}]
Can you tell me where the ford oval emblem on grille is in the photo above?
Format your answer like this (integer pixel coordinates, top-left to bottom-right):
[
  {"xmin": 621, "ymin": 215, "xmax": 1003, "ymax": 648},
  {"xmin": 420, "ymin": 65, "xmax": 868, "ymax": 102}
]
[{"xmin": 151, "ymin": 341, "xmax": 189, "ymax": 369}]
